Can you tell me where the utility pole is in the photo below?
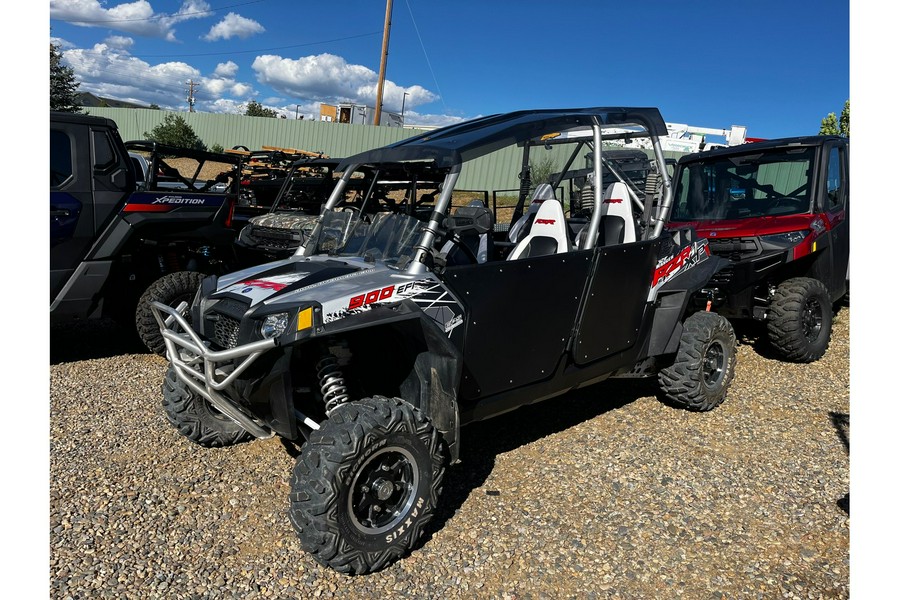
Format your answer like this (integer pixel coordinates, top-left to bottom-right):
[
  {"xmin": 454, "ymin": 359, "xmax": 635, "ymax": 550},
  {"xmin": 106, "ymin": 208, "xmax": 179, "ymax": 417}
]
[
  {"xmin": 186, "ymin": 79, "xmax": 198, "ymax": 113},
  {"xmin": 373, "ymin": 0, "xmax": 393, "ymax": 126}
]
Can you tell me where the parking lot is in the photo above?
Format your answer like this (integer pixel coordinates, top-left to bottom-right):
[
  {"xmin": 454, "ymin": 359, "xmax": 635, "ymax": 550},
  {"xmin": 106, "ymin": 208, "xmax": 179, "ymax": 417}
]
[{"xmin": 50, "ymin": 311, "xmax": 849, "ymax": 599}]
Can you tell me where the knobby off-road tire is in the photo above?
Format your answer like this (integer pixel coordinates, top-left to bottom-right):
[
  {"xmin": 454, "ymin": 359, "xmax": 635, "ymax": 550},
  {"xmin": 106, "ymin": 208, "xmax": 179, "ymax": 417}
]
[
  {"xmin": 136, "ymin": 271, "xmax": 205, "ymax": 355},
  {"xmin": 162, "ymin": 364, "xmax": 251, "ymax": 448},
  {"xmin": 658, "ymin": 311, "xmax": 737, "ymax": 412},
  {"xmin": 290, "ymin": 396, "xmax": 445, "ymax": 575},
  {"xmin": 767, "ymin": 277, "xmax": 833, "ymax": 363}
]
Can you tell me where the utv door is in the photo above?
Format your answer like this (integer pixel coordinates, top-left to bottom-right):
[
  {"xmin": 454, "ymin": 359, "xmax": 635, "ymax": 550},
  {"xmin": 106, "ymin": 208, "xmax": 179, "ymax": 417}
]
[
  {"xmin": 821, "ymin": 141, "xmax": 849, "ymax": 298},
  {"xmin": 444, "ymin": 251, "xmax": 592, "ymax": 399},
  {"xmin": 50, "ymin": 122, "xmax": 132, "ymax": 301},
  {"xmin": 572, "ymin": 239, "xmax": 658, "ymax": 365}
]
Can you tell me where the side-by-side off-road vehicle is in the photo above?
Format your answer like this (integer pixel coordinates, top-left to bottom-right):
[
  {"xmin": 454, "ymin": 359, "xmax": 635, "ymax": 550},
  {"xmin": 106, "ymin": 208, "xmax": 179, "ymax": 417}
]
[
  {"xmin": 669, "ymin": 135, "xmax": 849, "ymax": 362},
  {"xmin": 151, "ymin": 107, "xmax": 738, "ymax": 574},
  {"xmin": 51, "ymin": 112, "xmax": 248, "ymax": 354}
]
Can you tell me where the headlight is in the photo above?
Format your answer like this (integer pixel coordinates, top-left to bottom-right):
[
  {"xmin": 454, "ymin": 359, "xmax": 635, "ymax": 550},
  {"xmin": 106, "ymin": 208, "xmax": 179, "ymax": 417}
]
[
  {"xmin": 260, "ymin": 312, "xmax": 290, "ymax": 339},
  {"xmin": 760, "ymin": 230, "xmax": 808, "ymax": 247}
]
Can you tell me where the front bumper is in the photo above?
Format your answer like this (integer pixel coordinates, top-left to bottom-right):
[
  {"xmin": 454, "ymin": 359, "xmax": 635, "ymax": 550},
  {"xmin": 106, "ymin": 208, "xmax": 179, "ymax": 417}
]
[{"xmin": 151, "ymin": 300, "xmax": 302, "ymax": 439}]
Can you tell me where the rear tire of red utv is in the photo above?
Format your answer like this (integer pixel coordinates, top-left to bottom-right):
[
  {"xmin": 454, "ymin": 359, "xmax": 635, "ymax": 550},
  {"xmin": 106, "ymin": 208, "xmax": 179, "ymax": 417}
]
[
  {"xmin": 767, "ymin": 277, "xmax": 833, "ymax": 363},
  {"xmin": 136, "ymin": 271, "xmax": 205, "ymax": 356},
  {"xmin": 658, "ymin": 311, "xmax": 737, "ymax": 411}
]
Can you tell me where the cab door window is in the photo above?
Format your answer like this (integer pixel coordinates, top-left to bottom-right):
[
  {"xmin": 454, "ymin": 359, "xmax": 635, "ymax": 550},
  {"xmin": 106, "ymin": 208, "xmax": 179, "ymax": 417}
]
[{"xmin": 825, "ymin": 146, "xmax": 846, "ymax": 211}]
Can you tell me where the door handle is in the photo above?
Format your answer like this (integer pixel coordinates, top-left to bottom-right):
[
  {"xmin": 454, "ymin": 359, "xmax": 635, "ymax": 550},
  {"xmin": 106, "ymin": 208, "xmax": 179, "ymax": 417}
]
[{"xmin": 50, "ymin": 208, "xmax": 71, "ymax": 217}]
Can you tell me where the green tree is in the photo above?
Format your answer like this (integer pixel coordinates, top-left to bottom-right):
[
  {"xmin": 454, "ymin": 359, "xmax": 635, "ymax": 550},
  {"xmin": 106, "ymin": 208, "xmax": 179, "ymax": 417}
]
[
  {"xmin": 529, "ymin": 154, "xmax": 558, "ymax": 187},
  {"xmin": 50, "ymin": 41, "xmax": 81, "ymax": 112},
  {"xmin": 245, "ymin": 100, "xmax": 279, "ymax": 118},
  {"xmin": 839, "ymin": 100, "xmax": 850, "ymax": 137},
  {"xmin": 819, "ymin": 99, "xmax": 849, "ymax": 137},
  {"xmin": 149, "ymin": 103, "xmax": 161, "ymax": 110},
  {"xmin": 143, "ymin": 114, "xmax": 207, "ymax": 151}
]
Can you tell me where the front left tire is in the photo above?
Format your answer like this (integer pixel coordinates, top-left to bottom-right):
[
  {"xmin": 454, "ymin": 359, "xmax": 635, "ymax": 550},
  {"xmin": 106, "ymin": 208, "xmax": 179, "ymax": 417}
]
[{"xmin": 289, "ymin": 396, "xmax": 445, "ymax": 574}]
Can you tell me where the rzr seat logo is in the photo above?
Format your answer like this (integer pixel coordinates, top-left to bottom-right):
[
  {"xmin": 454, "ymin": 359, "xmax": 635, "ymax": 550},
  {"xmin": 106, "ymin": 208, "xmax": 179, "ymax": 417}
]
[
  {"xmin": 535, "ymin": 218, "xmax": 556, "ymax": 225},
  {"xmin": 604, "ymin": 198, "xmax": 624, "ymax": 204},
  {"xmin": 651, "ymin": 240, "xmax": 711, "ymax": 289}
]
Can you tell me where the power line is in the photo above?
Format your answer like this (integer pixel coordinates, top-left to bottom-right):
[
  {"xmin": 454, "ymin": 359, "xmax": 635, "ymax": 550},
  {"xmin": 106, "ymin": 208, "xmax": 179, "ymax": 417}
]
[
  {"xmin": 403, "ymin": 0, "xmax": 446, "ymax": 113},
  {"xmin": 53, "ymin": 0, "xmax": 266, "ymax": 24}
]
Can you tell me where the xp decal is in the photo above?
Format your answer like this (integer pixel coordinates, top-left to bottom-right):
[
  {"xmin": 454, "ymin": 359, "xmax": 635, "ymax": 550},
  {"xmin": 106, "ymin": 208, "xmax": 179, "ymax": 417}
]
[{"xmin": 649, "ymin": 239, "xmax": 711, "ymax": 296}]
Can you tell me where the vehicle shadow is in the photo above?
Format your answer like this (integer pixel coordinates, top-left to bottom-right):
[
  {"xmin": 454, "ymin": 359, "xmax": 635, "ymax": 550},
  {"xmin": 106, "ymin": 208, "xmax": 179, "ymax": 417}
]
[
  {"xmin": 830, "ymin": 411, "xmax": 849, "ymax": 515},
  {"xmin": 423, "ymin": 377, "xmax": 657, "ymax": 542},
  {"xmin": 50, "ymin": 319, "xmax": 149, "ymax": 364}
]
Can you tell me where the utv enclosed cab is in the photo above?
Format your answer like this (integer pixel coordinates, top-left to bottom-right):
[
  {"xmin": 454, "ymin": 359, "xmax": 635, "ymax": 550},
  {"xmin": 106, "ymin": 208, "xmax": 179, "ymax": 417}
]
[
  {"xmin": 669, "ymin": 135, "xmax": 849, "ymax": 362},
  {"xmin": 151, "ymin": 107, "xmax": 736, "ymax": 575}
]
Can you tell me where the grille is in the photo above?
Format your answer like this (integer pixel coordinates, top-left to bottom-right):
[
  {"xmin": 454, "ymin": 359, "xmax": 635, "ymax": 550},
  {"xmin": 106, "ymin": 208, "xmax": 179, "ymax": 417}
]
[
  {"xmin": 213, "ymin": 314, "xmax": 242, "ymax": 349},
  {"xmin": 707, "ymin": 237, "xmax": 760, "ymax": 261}
]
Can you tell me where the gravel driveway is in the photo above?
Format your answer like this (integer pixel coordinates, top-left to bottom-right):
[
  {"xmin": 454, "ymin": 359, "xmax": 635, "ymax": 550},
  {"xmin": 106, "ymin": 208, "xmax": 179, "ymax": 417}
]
[{"xmin": 50, "ymin": 310, "xmax": 849, "ymax": 599}]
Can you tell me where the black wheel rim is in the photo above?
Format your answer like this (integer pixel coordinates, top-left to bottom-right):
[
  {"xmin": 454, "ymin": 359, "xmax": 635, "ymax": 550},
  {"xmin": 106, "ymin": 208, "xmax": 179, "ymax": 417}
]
[
  {"xmin": 348, "ymin": 445, "xmax": 419, "ymax": 534},
  {"xmin": 802, "ymin": 297, "xmax": 823, "ymax": 343},
  {"xmin": 702, "ymin": 341, "xmax": 726, "ymax": 387}
]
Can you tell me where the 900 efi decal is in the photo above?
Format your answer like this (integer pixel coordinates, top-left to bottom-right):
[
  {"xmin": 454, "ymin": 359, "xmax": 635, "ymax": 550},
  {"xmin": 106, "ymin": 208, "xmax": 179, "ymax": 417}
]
[
  {"xmin": 323, "ymin": 279, "xmax": 464, "ymax": 335},
  {"xmin": 648, "ymin": 239, "xmax": 710, "ymax": 299}
]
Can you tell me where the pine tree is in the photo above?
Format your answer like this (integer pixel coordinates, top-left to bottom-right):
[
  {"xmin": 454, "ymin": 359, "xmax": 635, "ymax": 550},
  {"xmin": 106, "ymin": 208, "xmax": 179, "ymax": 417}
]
[
  {"xmin": 144, "ymin": 114, "xmax": 207, "ymax": 151},
  {"xmin": 50, "ymin": 41, "xmax": 81, "ymax": 112},
  {"xmin": 819, "ymin": 100, "xmax": 849, "ymax": 137}
]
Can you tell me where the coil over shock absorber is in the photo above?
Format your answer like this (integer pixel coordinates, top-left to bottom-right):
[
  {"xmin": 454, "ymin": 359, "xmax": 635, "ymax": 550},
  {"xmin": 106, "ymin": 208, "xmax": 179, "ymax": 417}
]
[{"xmin": 317, "ymin": 343, "xmax": 351, "ymax": 414}]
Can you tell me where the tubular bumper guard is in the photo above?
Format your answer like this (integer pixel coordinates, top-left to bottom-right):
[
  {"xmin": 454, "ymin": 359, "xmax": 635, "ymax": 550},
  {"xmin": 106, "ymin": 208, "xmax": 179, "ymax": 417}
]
[{"xmin": 150, "ymin": 300, "xmax": 277, "ymax": 439}]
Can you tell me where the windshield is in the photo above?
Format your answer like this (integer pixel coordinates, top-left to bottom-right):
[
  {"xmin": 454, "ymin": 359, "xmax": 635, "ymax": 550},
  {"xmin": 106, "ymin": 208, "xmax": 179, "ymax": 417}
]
[
  {"xmin": 305, "ymin": 210, "xmax": 426, "ymax": 267},
  {"xmin": 671, "ymin": 147, "xmax": 815, "ymax": 221}
]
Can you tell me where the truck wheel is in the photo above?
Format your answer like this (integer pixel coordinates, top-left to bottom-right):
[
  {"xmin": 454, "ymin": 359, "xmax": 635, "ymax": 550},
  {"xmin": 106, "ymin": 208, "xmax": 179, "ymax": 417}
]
[
  {"xmin": 162, "ymin": 364, "xmax": 251, "ymax": 447},
  {"xmin": 767, "ymin": 277, "xmax": 832, "ymax": 363},
  {"xmin": 658, "ymin": 311, "xmax": 736, "ymax": 411},
  {"xmin": 136, "ymin": 271, "xmax": 205, "ymax": 355},
  {"xmin": 289, "ymin": 396, "xmax": 445, "ymax": 574}
]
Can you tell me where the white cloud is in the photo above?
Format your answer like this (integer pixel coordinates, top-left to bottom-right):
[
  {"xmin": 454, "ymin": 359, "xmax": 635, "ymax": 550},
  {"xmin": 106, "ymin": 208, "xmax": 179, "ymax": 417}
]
[
  {"xmin": 251, "ymin": 53, "xmax": 438, "ymax": 111},
  {"xmin": 50, "ymin": 0, "xmax": 211, "ymax": 41},
  {"xmin": 213, "ymin": 61, "xmax": 239, "ymax": 78},
  {"xmin": 60, "ymin": 42, "xmax": 256, "ymax": 111},
  {"xmin": 104, "ymin": 35, "xmax": 134, "ymax": 50},
  {"xmin": 202, "ymin": 13, "xmax": 265, "ymax": 42}
]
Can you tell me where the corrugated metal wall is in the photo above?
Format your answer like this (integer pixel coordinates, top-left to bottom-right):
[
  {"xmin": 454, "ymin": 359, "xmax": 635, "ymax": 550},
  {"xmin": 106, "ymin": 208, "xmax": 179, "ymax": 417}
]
[{"xmin": 82, "ymin": 107, "xmax": 681, "ymax": 193}]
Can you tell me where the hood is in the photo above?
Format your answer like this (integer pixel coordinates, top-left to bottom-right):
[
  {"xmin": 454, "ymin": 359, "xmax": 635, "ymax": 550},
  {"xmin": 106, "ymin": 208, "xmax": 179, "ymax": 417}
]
[
  {"xmin": 670, "ymin": 214, "xmax": 822, "ymax": 239},
  {"xmin": 249, "ymin": 211, "xmax": 319, "ymax": 231},
  {"xmin": 213, "ymin": 257, "xmax": 369, "ymax": 307}
]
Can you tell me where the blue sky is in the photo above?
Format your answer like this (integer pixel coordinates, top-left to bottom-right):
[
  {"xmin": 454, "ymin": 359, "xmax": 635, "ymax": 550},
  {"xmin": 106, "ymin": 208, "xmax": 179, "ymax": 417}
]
[{"xmin": 49, "ymin": 0, "xmax": 849, "ymax": 139}]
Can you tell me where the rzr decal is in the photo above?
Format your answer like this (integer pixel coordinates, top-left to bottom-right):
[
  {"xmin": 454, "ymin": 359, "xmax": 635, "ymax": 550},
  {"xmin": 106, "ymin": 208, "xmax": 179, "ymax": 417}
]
[
  {"xmin": 603, "ymin": 198, "xmax": 624, "ymax": 204},
  {"xmin": 535, "ymin": 218, "xmax": 556, "ymax": 225},
  {"xmin": 650, "ymin": 240, "xmax": 710, "ymax": 292}
]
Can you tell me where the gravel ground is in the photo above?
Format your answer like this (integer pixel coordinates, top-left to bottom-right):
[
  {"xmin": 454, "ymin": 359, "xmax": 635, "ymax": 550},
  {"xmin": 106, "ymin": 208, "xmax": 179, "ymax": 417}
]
[{"xmin": 50, "ymin": 310, "xmax": 849, "ymax": 599}]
